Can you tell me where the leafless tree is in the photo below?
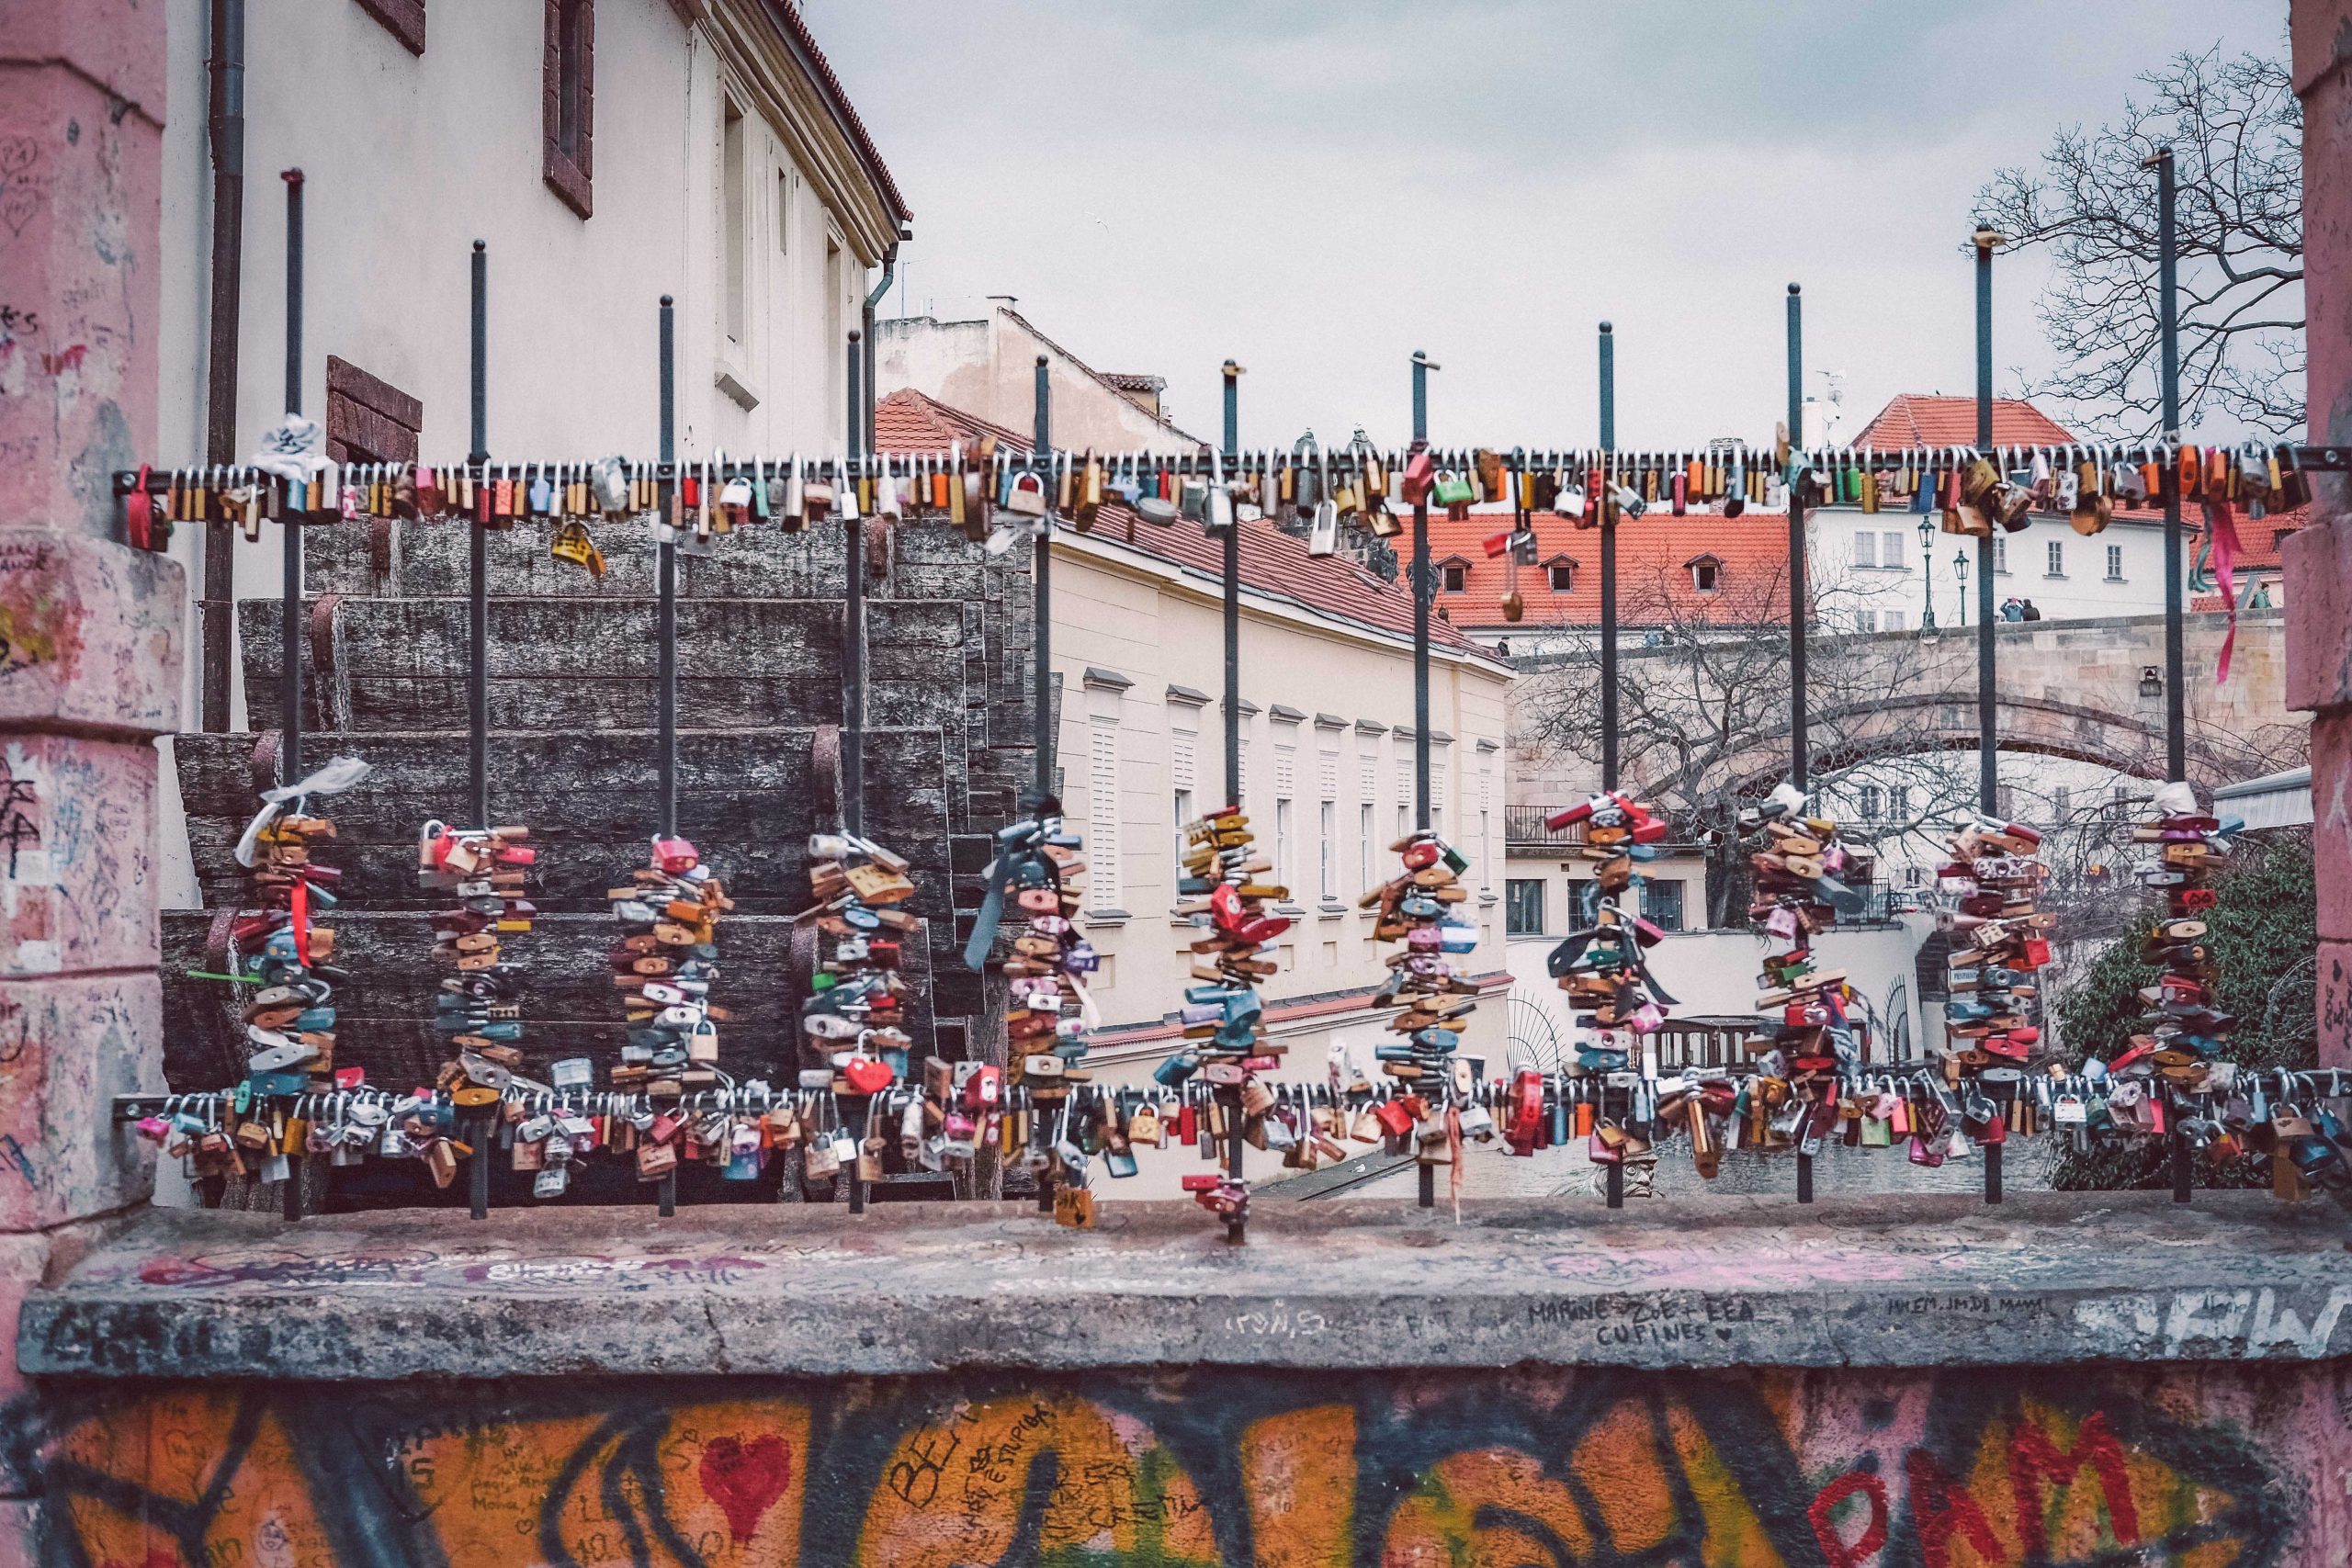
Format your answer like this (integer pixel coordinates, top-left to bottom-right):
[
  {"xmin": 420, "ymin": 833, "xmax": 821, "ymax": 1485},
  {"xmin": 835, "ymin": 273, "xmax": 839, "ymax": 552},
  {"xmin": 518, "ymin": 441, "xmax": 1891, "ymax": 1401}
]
[
  {"xmin": 1514, "ymin": 562, "xmax": 1980, "ymax": 928},
  {"xmin": 1976, "ymin": 42, "xmax": 2303, "ymax": 439}
]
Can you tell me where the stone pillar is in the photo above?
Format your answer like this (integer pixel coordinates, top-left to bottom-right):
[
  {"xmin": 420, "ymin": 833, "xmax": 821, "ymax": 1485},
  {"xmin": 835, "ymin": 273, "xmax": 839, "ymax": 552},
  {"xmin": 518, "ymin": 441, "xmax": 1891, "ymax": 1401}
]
[
  {"xmin": 0, "ymin": 2, "xmax": 179, "ymax": 1560},
  {"xmin": 2290, "ymin": 1, "xmax": 2352, "ymax": 1071}
]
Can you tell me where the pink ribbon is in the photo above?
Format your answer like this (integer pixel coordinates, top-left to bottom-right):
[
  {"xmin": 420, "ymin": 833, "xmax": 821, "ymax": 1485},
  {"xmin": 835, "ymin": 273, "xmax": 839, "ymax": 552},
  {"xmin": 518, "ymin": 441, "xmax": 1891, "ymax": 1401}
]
[{"xmin": 2207, "ymin": 499, "xmax": 2245, "ymax": 684}]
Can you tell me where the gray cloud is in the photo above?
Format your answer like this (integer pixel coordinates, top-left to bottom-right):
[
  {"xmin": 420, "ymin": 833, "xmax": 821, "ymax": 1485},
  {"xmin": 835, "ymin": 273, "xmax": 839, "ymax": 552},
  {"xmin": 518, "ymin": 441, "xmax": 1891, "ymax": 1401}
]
[{"xmin": 815, "ymin": 0, "xmax": 2289, "ymax": 447}]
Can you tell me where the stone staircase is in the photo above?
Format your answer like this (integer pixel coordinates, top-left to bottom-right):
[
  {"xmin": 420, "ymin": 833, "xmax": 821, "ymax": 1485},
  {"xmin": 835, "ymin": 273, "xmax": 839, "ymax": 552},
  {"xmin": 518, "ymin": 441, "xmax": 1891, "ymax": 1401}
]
[{"xmin": 164, "ymin": 513, "xmax": 1035, "ymax": 1204}]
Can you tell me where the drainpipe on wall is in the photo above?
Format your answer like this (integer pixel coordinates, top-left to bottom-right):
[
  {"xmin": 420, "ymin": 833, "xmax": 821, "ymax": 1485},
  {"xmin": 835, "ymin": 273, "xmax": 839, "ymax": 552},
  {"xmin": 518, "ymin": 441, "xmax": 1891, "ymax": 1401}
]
[
  {"xmin": 200, "ymin": 0, "xmax": 246, "ymax": 732},
  {"xmin": 862, "ymin": 242, "xmax": 897, "ymax": 453}
]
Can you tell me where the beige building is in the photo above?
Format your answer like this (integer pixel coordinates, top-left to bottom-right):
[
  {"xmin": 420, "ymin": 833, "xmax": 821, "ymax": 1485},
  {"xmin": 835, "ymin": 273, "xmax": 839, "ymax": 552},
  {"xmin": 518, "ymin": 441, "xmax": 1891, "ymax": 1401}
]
[
  {"xmin": 153, "ymin": 0, "xmax": 909, "ymax": 718},
  {"xmin": 876, "ymin": 303, "xmax": 1204, "ymax": 457},
  {"xmin": 876, "ymin": 385, "xmax": 1517, "ymax": 1107}
]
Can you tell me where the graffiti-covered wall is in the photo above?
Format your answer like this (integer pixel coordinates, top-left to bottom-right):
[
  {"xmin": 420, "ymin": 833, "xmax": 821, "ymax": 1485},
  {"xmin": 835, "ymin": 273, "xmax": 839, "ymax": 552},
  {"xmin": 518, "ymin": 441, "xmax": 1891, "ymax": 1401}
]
[{"xmin": 23, "ymin": 1362, "xmax": 2347, "ymax": 1566}]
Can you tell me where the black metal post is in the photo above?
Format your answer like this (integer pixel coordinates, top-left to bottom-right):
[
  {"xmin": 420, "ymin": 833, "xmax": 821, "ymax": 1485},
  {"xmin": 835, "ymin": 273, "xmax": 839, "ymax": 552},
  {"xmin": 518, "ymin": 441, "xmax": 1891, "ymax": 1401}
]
[
  {"xmin": 1222, "ymin": 361, "xmax": 1246, "ymax": 1245},
  {"xmin": 279, "ymin": 170, "xmax": 304, "ymax": 791},
  {"xmin": 1975, "ymin": 233, "xmax": 1998, "ymax": 817},
  {"xmin": 198, "ymin": 0, "xmax": 244, "ymax": 735},
  {"xmin": 657, "ymin": 297, "xmax": 678, "ymax": 840},
  {"xmin": 1223, "ymin": 364, "xmax": 1241, "ymax": 810},
  {"xmin": 656, "ymin": 294, "xmax": 677, "ymax": 1221},
  {"xmin": 845, "ymin": 329, "xmax": 868, "ymax": 1219},
  {"xmin": 1411, "ymin": 350, "xmax": 1436, "ymax": 1212},
  {"xmin": 467, "ymin": 243, "xmax": 492, "ymax": 1224},
  {"xmin": 277, "ymin": 168, "xmax": 304, "ymax": 1225},
  {"xmin": 1786, "ymin": 284, "xmax": 1815, "ymax": 1209},
  {"xmin": 1411, "ymin": 352, "xmax": 1434, "ymax": 834},
  {"xmin": 1599, "ymin": 327, "xmax": 1625, "ymax": 1213},
  {"xmin": 1785, "ymin": 286, "xmax": 1806, "ymax": 792},
  {"xmin": 1599, "ymin": 322, "xmax": 1618, "ymax": 794},
  {"xmin": 1033, "ymin": 355, "xmax": 1055, "ymax": 1216},
  {"xmin": 2156, "ymin": 148, "xmax": 2187, "ymax": 783},
  {"xmin": 1973, "ymin": 228, "xmax": 2007, "ymax": 1208},
  {"xmin": 469, "ymin": 242, "xmax": 490, "ymax": 831},
  {"xmin": 1033, "ymin": 355, "xmax": 1053, "ymax": 801}
]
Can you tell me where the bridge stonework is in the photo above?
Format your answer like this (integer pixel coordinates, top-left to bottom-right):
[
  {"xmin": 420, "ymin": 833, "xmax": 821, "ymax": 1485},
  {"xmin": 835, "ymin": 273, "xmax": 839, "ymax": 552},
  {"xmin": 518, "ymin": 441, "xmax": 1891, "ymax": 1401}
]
[{"xmin": 1510, "ymin": 610, "xmax": 2300, "ymax": 807}]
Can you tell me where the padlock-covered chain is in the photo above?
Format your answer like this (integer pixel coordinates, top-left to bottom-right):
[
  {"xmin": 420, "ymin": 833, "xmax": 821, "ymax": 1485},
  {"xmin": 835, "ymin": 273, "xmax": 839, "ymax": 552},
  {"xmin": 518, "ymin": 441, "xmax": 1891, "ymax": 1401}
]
[{"xmin": 419, "ymin": 819, "xmax": 539, "ymax": 1190}]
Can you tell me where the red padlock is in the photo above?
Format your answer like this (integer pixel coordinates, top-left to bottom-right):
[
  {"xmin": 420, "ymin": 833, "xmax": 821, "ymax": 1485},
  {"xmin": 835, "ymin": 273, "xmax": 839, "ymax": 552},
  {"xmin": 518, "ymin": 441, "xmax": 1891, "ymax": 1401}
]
[
  {"xmin": 651, "ymin": 836, "xmax": 699, "ymax": 874},
  {"xmin": 1181, "ymin": 1173, "xmax": 1220, "ymax": 1192},
  {"xmin": 962, "ymin": 1063, "xmax": 1001, "ymax": 1111}
]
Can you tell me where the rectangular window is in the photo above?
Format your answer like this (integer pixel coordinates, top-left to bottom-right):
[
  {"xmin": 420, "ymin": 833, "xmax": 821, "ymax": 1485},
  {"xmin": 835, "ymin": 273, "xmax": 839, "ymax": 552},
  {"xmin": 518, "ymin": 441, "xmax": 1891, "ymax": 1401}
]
[
  {"xmin": 1319, "ymin": 801, "xmax": 1335, "ymax": 900},
  {"xmin": 1171, "ymin": 786, "xmax": 1192, "ymax": 897},
  {"xmin": 1574, "ymin": 880, "xmax": 1602, "ymax": 925},
  {"xmin": 1087, "ymin": 716, "xmax": 1121, "ymax": 911},
  {"xmin": 1275, "ymin": 798, "xmax": 1294, "ymax": 898},
  {"xmin": 1478, "ymin": 807, "xmax": 1490, "ymax": 891},
  {"xmin": 1549, "ymin": 563, "xmax": 1574, "ymax": 591},
  {"xmin": 722, "ymin": 97, "xmax": 747, "ymax": 346},
  {"xmin": 1852, "ymin": 531, "xmax": 1877, "ymax": 568},
  {"xmin": 1505, "ymin": 878, "xmax": 1545, "ymax": 937},
  {"xmin": 1997, "ymin": 784, "xmax": 2017, "ymax": 818},
  {"xmin": 1994, "ymin": 537, "xmax": 2007, "ymax": 574},
  {"xmin": 1891, "ymin": 785, "xmax": 1912, "ymax": 820},
  {"xmin": 1359, "ymin": 802, "xmax": 1373, "ymax": 895},
  {"xmin": 2046, "ymin": 538, "xmax": 2065, "ymax": 577},
  {"xmin": 542, "ymin": 0, "xmax": 594, "ymax": 218},
  {"xmin": 1645, "ymin": 879, "xmax": 1685, "ymax": 932},
  {"xmin": 1396, "ymin": 803, "xmax": 1408, "ymax": 845},
  {"xmin": 2106, "ymin": 543, "xmax": 2124, "ymax": 581},
  {"xmin": 1855, "ymin": 609, "xmax": 1878, "ymax": 633},
  {"xmin": 1858, "ymin": 784, "xmax": 1883, "ymax": 820},
  {"xmin": 1882, "ymin": 530, "xmax": 1906, "ymax": 569},
  {"xmin": 2052, "ymin": 785, "xmax": 2071, "ymax": 819},
  {"xmin": 1442, "ymin": 564, "xmax": 1465, "ymax": 592},
  {"xmin": 1883, "ymin": 609, "xmax": 1905, "ymax": 632},
  {"xmin": 824, "ymin": 236, "xmax": 844, "ymax": 443},
  {"xmin": 776, "ymin": 169, "xmax": 790, "ymax": 254}
]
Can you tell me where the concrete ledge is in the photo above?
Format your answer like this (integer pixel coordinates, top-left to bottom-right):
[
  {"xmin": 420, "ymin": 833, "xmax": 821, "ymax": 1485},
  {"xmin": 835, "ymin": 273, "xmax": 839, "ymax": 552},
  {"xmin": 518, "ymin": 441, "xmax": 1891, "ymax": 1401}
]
[{"xmin": 20, "ymin": 1193, "xmax": 2352, "ymax": 1380}]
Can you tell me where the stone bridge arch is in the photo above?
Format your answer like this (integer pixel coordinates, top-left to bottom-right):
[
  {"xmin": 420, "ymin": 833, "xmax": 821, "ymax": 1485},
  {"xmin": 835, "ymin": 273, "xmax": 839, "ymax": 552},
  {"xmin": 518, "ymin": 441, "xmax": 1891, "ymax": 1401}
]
[{"xmin": 1636, "ymin": 610, "xmax": 2300, "ymax": 802}]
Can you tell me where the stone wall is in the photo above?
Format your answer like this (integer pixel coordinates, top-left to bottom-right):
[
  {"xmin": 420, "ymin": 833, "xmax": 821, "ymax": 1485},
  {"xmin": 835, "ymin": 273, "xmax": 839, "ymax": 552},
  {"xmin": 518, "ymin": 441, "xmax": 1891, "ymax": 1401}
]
[{"xmin": 22, "ymin": 1362, "xmax": 2347, "ymax": 1565}]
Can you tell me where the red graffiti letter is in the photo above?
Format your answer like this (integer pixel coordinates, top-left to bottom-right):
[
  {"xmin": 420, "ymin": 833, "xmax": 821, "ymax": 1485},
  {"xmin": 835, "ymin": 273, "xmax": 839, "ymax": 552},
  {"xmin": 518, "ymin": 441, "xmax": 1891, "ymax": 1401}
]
[
  {"xmin": 1808, "ymin": 1470, "xmax": 1890, "ymax": 1568},
  {"xmin": 1904, "ymin": 1448, "xmax": 2003, "ymax": 1568},
  {"xmin": 2007, "ymin": 1411, "xmax": 2138, "ymax": 1556}
]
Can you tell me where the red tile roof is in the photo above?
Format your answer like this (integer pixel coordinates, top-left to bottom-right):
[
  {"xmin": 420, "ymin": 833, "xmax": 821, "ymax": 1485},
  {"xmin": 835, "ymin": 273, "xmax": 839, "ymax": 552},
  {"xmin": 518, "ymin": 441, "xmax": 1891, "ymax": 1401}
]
[
  {"xmin": 1849, "ymin": 394, "xmax": 2076, "ymax": 451},
  {"xmin": 874, "ymin": 389, "xmax": 1498, "ymax": 659},
  {"xmin": 1424, "ymin": 510, "xmax": 1801, "ymax": 631}
]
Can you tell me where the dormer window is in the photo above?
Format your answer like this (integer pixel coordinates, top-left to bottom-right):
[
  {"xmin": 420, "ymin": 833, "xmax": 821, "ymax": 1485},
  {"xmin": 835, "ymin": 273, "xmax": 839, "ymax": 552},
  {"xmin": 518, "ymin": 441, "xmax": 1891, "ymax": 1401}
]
[
  {"xmin": 1544, "ymin": 555, "xmax": 1577, "ymax": 592},
  {"xmin": 1687, "ymin": 553, "xmax": 1721, "ymax": 592},
  {"xmin": 1438, "ymin": 555, "xmax": 1470, "ymax": 592}
]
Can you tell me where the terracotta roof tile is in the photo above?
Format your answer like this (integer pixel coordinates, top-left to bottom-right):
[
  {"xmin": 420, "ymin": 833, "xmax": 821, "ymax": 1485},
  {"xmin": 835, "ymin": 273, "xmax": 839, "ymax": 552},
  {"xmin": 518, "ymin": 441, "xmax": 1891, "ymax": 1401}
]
[{"xmin": 1849, "ymin": 394, "xmax": 2076, "ymax": 451}]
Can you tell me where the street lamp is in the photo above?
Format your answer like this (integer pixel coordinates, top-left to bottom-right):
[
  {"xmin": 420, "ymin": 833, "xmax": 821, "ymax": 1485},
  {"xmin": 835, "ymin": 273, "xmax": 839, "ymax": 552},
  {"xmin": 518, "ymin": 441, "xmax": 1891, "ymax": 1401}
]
[
  {"xmin": 1917, "ymin": 515, "xmax": 1937, "ymax": 635},
  {"xmin": 1953, "ymin": 548, "xmax": 1971, "ymax": 626}
]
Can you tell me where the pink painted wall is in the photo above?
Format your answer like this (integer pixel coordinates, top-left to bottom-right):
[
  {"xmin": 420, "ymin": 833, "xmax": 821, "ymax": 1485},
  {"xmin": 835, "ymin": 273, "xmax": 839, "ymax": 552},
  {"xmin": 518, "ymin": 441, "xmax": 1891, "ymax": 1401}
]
[{"xmin": 2290, "ymin": 0, "xmax": 2352, "ymax": 1070}]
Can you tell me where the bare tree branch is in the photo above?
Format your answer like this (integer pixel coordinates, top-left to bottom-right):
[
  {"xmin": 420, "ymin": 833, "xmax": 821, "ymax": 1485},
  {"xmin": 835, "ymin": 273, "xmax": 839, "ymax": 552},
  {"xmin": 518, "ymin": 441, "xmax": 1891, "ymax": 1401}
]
[{"xmin": 1978, "ymin": 42, "xmax": 2303, "ymax": 439}]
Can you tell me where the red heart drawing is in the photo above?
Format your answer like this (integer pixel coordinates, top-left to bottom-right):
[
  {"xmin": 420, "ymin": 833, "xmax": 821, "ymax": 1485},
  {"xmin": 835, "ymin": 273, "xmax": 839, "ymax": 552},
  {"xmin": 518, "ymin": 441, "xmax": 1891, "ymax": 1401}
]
[{"xmin": 698, "ymin": 1434, "xmax": 792, "ymax": 1544}]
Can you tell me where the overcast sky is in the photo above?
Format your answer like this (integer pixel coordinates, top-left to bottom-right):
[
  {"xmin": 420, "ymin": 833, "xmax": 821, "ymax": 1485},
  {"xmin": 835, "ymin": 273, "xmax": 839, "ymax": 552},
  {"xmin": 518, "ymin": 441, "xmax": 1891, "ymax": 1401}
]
[{"xmin": 812, "ymin": 1, "xmax": 2290, "ymax": 451}]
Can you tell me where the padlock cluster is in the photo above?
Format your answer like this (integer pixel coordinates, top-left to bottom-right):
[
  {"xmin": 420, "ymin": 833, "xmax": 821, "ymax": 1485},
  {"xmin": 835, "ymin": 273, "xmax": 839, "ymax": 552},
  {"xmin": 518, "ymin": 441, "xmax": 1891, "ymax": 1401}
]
[
  {"xmin": 420, "ymin": 819, "xmax": 538, "ymax": 1187},
  {"xmin": 1540, "ymin": 791, "xmax": 1675, "ymax": 1084},
  {"xmin": 1938, "ymin": 817, "xmax": 2050, "ymax": 1098},
  {"xmin": 1157, "ymin": 806, "xmax": 1292, "ymax": 1223},
  {"xmin": 2121, "ymin": 781, "xmax": 2235, "ymax": 1092},
  {"xmin": 607, "ymin": 835, "xmax": 734, "ymax": 1180},
  {"xmin": 978, "ymin": 799, "xmax": 1099, "ymax": 1213},
  {"xmin": 801, "ymin": 832, "xmax": 920, "ymax": 1099},
  {"xmin": 1743, "ymin": 784, "xmax": 1872, "ymax": 1140},
  {"xmin": 1362, "ymin": 829, "xmax": 1481, "ymax": 1094},
  {"xmin": 207, "ymin": 800, "xmax": 348, "ymax": 1184}
]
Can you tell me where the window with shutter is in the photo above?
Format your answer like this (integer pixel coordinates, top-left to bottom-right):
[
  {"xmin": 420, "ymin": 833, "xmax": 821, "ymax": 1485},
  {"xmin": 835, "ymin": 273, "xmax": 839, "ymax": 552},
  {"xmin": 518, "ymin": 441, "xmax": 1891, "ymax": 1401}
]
[{"xmin": 1088, "ymin": 716, "xmax": 1121, "ymax": 910}]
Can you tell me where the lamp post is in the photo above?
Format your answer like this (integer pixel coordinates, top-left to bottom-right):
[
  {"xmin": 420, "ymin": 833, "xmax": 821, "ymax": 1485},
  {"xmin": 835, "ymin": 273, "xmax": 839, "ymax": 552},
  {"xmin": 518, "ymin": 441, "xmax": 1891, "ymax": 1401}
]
[
  {"xmin": 1917, "ymin": 515, "xmax": 1937, "ymax": 635},
  {"xmin": 1953, "ymin": 548, "xmax": 1971, "ymax": 627}
]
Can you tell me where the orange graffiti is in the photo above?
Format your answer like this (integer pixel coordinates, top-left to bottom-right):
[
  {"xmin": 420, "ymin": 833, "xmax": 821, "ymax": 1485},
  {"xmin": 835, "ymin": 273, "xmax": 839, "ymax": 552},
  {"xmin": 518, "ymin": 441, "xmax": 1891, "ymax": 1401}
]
[{"xmin": 24, "ymin": 1371, "xmax": 2312, "ymax": 1567}]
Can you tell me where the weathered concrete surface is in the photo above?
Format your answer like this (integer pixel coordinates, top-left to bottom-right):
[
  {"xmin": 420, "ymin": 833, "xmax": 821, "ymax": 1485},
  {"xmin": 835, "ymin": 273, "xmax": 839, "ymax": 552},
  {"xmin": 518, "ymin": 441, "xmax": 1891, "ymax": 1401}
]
[
  {"xmin": 12, "ymin": 1359, "xmax": 2346, "ymax": 1566},
  {"xmin": 21, "ymin": 1194, "xmax": 2352, "ymax": 1381}
]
